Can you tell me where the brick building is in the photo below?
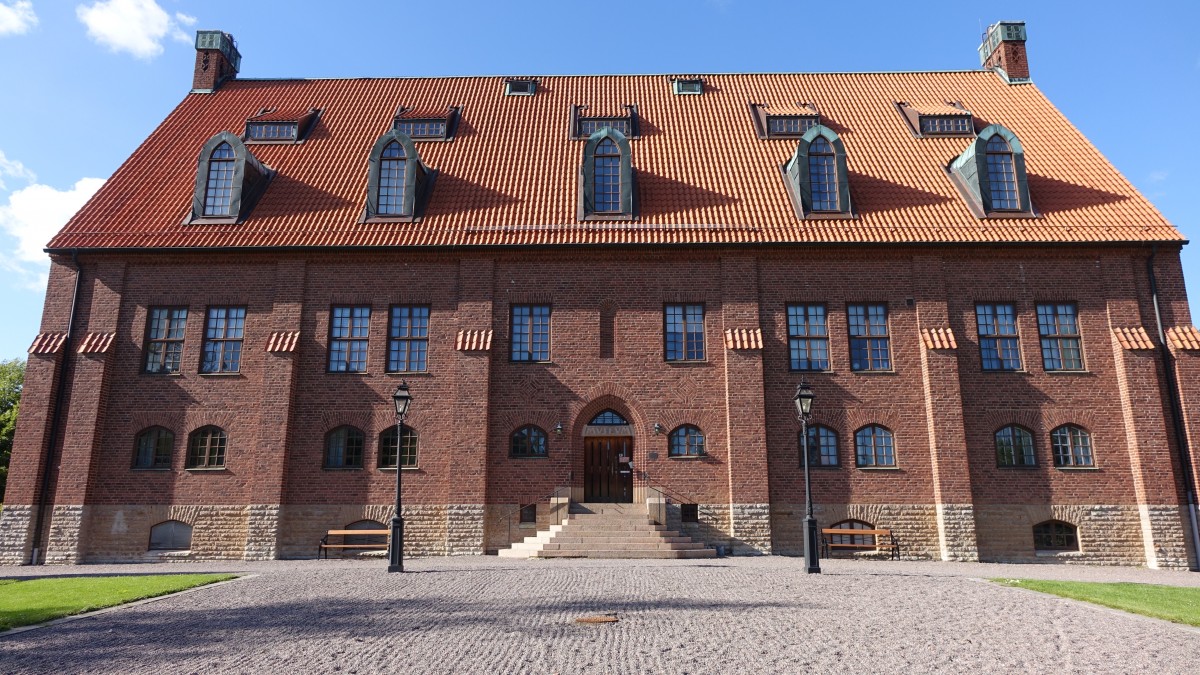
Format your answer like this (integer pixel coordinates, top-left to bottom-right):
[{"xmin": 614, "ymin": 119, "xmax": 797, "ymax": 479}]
[{"xmin": 2, "ymin": 23, "xmax": 1199, "ymax": 567}]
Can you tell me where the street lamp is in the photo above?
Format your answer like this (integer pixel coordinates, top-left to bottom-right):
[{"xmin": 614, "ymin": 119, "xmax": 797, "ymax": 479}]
[
  {"xmin": 792, "ymin": 382, "xmax": 821, "ymax": 574},
  {"xmin": 388, "ymin": 381, "xmax": 413, "ymax": 573}
]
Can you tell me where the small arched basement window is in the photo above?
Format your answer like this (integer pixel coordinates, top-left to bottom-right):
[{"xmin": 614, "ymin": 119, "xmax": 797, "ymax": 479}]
[
  {"xmin": 188, "ymin": 132, "xmax": 272, "ymax": 223},
  {"xmin": 1033, "ymin": 520, "xmax": 1079, "ymax": 552},
  {"xmin": 149, "ymin": 520, "xmax": 192, "ymax": 551},
  {"xmin": 344, "ymin": 519, "xmax": 387, "ymax": 547},
  {"xmin": 828, "ymin": 519, "xmax": 875, "ymax": 547}
]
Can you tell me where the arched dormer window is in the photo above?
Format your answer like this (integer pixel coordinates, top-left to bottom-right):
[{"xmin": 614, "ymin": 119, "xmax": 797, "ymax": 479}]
[
  {"xmin": 948, "ymin": 124, "xmax": 1033, "ymax": 217},
  {"xmin": 189, "ymin": 131, "xmax": 271, "ymax": 223},
  {"xmin": 784, "ymin": 125, "xmax": 852, "ymax": 218},
  {"xmin": 364, "ymin": 130, "xmax": 431, "ymax": 222},
  {"xmin": 580, "ymin": 128, "xmax": 634, "ymax": 220}
]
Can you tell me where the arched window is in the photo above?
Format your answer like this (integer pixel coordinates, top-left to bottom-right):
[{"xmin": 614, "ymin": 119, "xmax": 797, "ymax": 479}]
[
  {"xmin": 133, "ymin": 426, "xmax": 174, "ymax": 469},
  {"xmin": 669, "ymin": 425, "xmax": 706, "ymax": 457},
  {"xmin": 803, "ymin": 424, "xmax": 839, "ymax": 467},
  {"xmin": 379, "ymin": 425, "xmax": 418, "ymax": 469},
  {"xmin": 364, "ymin": 131, "xmax": 429, "ymax": 220},
  {"xmin": 985, "ymin": 136, "xmax": 1019, "ymax": 210},
  {"xmin": 1051, "ymin": 425, "xmax": 1094, "ymax": 467},
  {"xmin": 186, "ymin": 427, "xmax": 226, "ymax": 469},
  {"xmin": 325, "ymin": 426, "xmax": 365, "ymax": 468},
  {"xmin": 377, "ymin": 141, "xmax": 407, "ymax": 214},
  {"xmin": 855, "ymin": 425, "xmax": 895, "ymax": 467},
  {"xmin": 189, "ymin": 132, "xmax": 271, "ymax": 223},
  {"xmin": 829, "ymin": 519, "xmax": 875, "ymax": 547},
  {"xmin": 580, "ymin": 128, "xmax": 634, "ymax": 219},
  {"xmin": 203, "ymin": 143, "xmax": 236, "ymax": 216},
  {"xmin": 785, "ymin": 125, "xmax": 852, "ymax": 217},
  {"xmin": 589, "ymin": 410, "xmax": 628, "ymax": 426},
  {"xmin": 344, "ymin": 519, "xmax": 387, "ymax": 547},
  {"xmin": 1033, "ymin": 520, "xmax": 1079, "ymax": 552},
  {"xmin": 511, "ymin": 425, "xmax": 548, "ymax": 458},
  {"xmin": 995, "ymin": 425, "xmax": 1036, "ymax": 467},
  {"xmin": 149, "ymin": 520, "xmax": 192, "ymax": 551}
]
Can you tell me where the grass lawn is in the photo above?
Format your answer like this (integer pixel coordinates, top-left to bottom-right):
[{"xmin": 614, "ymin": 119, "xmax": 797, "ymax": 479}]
[
  {"xmin": 995, "ymin": 579, "xmax": 1200, "ymax": 627},
  {"xmin": 0, "ymin": 574, "xmax": 236, "ymax": 631}
]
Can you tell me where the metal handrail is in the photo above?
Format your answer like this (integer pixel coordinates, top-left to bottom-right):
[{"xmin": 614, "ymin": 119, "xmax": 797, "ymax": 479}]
[
  {"xmin": 504, "ymin": 485, "xmax": 571, "ymax": 545},
  {"xmin": 642, "ymin": 473, "xmax": 716, "ymax": 526}
]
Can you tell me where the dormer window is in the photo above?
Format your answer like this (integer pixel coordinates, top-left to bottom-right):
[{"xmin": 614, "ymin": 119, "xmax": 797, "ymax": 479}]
[
  {"xmin": 672, "ymin": 78, "xmax": 703, "ymax": 95},
  {"xmin": 896, "ymin": 102, "xmax": 975, "ymax": 138},
  {"xmin": 392, "ymin": 106, "xmax": 461, "ymax": 141},
  {"xmin": 573, "ymin": 105, "xmax": 639, "ymax": 139},
  {"xmin": 579, "ymin": 127, "xmax": 635, "ymax": 220},
  {"xmin": 947, "ymin": 124, "xmax": 1034, "ymax": 218},
  {"xmin": 363, "ymin": 130, "xmax": 433, "ymax": 222},
  {"xmin": 505, "ymin": 79, "xmax": 537, "ymax": 96},
  {"xmin": 244, "ymin": 107, "xmax": 319, "ymax": 144},
  {"xmin": 750, "ymin": 103, "xmax": 820, "ymax": 139},
  {"xmin": 783, "ymin": 125, "xmax": 853, "ymax": 219},
  {"xmin": 188, "ymin": 131, "xmax": 272, "ymax": 224}
]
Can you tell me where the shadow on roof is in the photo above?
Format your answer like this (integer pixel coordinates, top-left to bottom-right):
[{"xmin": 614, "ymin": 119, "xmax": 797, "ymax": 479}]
[
  {"xmin": 846, "ymin": 171, "xmax": 954, "ymax": 212},
  {"xmin": 253, "ymin": 173, "xmax": 356, "ymax": 217},
  {"xmin": 638, "ymin": 172, "xmax": 741, "ymax": 217},
  {"xmin": 423, "ymin": 172, "xmax": 520, "ymax": 215},
  {"xmin": 1026, "ymin": 174, "xmax": 1129, "ymax": 214}
]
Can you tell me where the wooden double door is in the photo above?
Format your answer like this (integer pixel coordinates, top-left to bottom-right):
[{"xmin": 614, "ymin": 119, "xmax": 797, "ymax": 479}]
[{"xmin": 584, "ymin": 437, "xmax": 633, "ymax": 503}]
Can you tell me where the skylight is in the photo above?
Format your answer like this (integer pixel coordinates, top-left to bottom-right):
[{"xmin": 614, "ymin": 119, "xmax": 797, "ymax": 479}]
[
  {"xmin": 505, "ymin": 79, "xmax": 537, "ymax": 96},
  {"xmin": 672, "ymin": 78, "xmax": 703, "ymax": 95}
]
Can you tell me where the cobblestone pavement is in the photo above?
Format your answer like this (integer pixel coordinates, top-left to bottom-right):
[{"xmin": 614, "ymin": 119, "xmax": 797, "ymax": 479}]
[{"xmin": 2, "ymin": 557, "xmax": 1200, "ymax": 674}]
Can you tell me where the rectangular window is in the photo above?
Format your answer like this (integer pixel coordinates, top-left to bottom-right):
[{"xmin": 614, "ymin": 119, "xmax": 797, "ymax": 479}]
[
  {"xmin": 145, "ymin": 307, "xmax": 188, "ymax": 373},
  {"xmin": 767, "ymin": 115, "xmax": 818, "ymax": 136},
  {"xmin": 388, "ymin": 306, "xmax": 429, "ymax": 372},
  {"xmin": 848, "ymin": 304, "xmax": 891, "ymax": 371},
  {"xmin": 511, "ymin": 305, "xmax": 551, "ymax": 362},
  {"xmin": 1037, "ymin": 303, "xmax": 1084, "ymax": 371},
  {"xmin": 665, "ymin": 304, "xmax": 705, "ymax": 361},
  {"xmin": 519, "ymin": 504, "xmax": 537, "ymax": 524},
  {"xmin": 394, "ymin": 119, "xmax": 448, "ymax": 139},
  {"xmin": 976, "ymin": 303, "xmax": 1022, "ymax": 371},
  {"xmin": 201, "ymin": 306, "xmax": 246, "ymax": 373},
  {"xmin": 329, "ymin": 306, "xmax": 371, "ymax": 372},
  {"xmin": 246, "ymin": 122, "xmax": 297, "ymax": 141},
  {"xmin": 918, "ymin": 116, "xmax": 972, "ymax": 135},
  {"xmin": 787, "ymin": 304, "xmax": 829, "ymax": 370},
  {"xmin": 578, "ymin": 118, "xmax": 633, "ymax": 137}
]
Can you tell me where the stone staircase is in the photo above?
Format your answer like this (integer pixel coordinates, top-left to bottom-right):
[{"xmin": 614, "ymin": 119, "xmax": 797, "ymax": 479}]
[{"xmin": 498, "ymin": 502, "xmax": 716, "ymax": 559}]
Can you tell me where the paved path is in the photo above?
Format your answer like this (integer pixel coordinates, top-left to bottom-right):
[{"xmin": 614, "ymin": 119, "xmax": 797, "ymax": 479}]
[{"xmin": 2, "ymin": 557, "xmax": 1199, "ymax": 674}]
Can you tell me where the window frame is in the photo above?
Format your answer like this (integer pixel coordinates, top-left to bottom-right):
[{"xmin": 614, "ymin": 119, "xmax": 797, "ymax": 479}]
[
  {"xmin": 324, "ymin": 425, "xmax": 365, "ymax": 469},
  {"xmin": 328, "ymin": 305, "xmax": 372, "ymax": 373},
  {"xmin": 854, "ymin": 425, "xmax": 896, "ymax": 468},
  {"xmin": 787, "ymin": 303, "xmax": 830, "ymax": 371},
  {"xmin": 976, "ymin": 302, "xmax": 1023, "ymax": 372},
  {"xmin": 579, "ymin": 127, "xmax": 636, "ymax": 220},
  {"xmin": 378, "ymin": 424, "xmax": 419, "ymax": 470},
  {"xmin": 510, "ymin": 304, "xmax": 552, "ymax": 363},
  {"xmin": 995, "ymin": 424, "xmax": 1037, "ymax": 467},
  {"xmin": 784, "ymin": 124, "xmax": 854, "ymax": 219},
  {"xmin": 668, "ymin": 425, "xmax": 706, "ymax": 458},
  {"xmin": 802, "ymin": 424, "xmax": 840, "ymax": 467},
  {"xmin": 505, "ymin": 79, "xmax": 537, "ymax": 96},
  {"xmin": 387, "ymin": 305, "xmax": 430, "ymax": 373},
  {"xmin": 664, "ymin": 303, "xmax": 706, "ymax": 362},
  {"xmin": 148, "ymin": 520, "xmax": 193, "ymax": 551},
  {"xmin": 200, "ymin": 306, "xmax": 246, "ymax": 374},
  {"xmin": 1033, "ymin": 520, "xmax": 1079, "ymax": 552},
  {"xmin": 1051, "ymin": 424, "xmax": 1095, "ymax": 468},
  {"xmin": 132, "ymin": 426, "xmax": 174, "ymax": 470},
  {"xmin": 186, "ymin": 426, "xmax": 227, "ymax": 469},
  {"xmin": 363, "ymin": 130, "xmax": 431, "ymax": 222},
  {"xmin": 847, "ymin": 303, "xmax": 892, "ymax": 372},
  {"xmin": 144, "ymin": 306, "xmax": 188, "ymax": 375},
  {"xmin": 510, "ymin": 425, "xmax": 549, "ymax": 459},
  {"xmin": 1036, "ymin": 303, "xmax": 1085, "ymax": 372},
  {"xmin": 946, "ymin": 124, "xmax": 1033, "ymax": 218},
  {"xmin": 187, "ymin": 131, "xmax": 271, "ymax": 224}
]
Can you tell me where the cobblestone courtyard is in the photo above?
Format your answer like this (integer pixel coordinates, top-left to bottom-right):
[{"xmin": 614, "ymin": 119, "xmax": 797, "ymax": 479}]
[{"xmin": 3, "ymin": 557, "xmax": 1200, "ymax": 674}]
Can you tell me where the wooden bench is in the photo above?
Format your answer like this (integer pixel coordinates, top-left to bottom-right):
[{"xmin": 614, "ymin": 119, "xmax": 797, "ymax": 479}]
[
  {"xmin": 318, "ymin": 529, "xmax": 389, "ymax": 559},
  {"xmin": 820, "ymin": 528, "xmax": 900, "ymax": 560}
]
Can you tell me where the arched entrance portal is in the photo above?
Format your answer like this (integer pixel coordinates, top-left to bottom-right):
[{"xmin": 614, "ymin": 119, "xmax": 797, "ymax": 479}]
[{"xmin": 583, "ymin": 410, "xmax": 633, "ymax": 503}]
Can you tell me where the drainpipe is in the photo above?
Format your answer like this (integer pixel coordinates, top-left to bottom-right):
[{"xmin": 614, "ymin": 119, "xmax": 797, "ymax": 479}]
[
  {"xmin": 29, "ymin": 251, "xmax": 83, "ymax": 565},
  {"xmin": 1148, "ymin": 245, "xmax": 1200, "ymax": 571}
]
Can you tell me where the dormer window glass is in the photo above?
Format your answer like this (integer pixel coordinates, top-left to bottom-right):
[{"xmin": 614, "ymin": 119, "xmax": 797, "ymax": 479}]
[
  {"xmin": 378, "ymin": 142, "xmax": 407, "ymax": 215},
  {"xmin": 919, "ymin": 116, "xmax": 972, "ymax": 135},
  {"xmin": 579, "ymin": 128, "xmax": 635, "ymax": 220},
  {"xmin": 767, "ymin": 116, "xmax": 818, "ymax": 136},
  {"xmin": 896, "ymin": 102, "xmax": 975, "ymax": 138},
  {"xmin": 246, "ymin": 122, "xmax": 297, "ymax": 141},
  {"xmin": 672, "ymin": 78, "xmax": 703, "ymax": 95},
  {"xmin": 203, "ymin": 143, "xmax": 236, "ymax": 216},
  {"xmin": 394, "ymin": 119, "xmax": 447, "ymax": 139},
  {"xmin": 985, "ymin": 136, "xmax": 1020, "ymax": 210},
  {"xmin": 579, "ymin": 118, "xmax": 632, "ymax": 137},
  {"xmin": 783, "ymin": 125, "xmax": 853, "ymax": 219},
  {"xmin": 947, "ymin": 124, "xmax": 1033, "ymax": 217},
  {"xmin": 505, "ymin": 79, "xmax": 537, "ymax": 96},
  {"xmin": 808, "ymin": 137, "xmax": 839, "ymax": 212},
  {"xmin": 391, "ymin": 106, "xmax": 460, "ymax": 142},
  {"xmin": 593, "ymin": 138, "xmax": 622, "ymax": 213},
  {"xmin": 244, "ymin": 108, "xmax": 318, "ymax": 144}
]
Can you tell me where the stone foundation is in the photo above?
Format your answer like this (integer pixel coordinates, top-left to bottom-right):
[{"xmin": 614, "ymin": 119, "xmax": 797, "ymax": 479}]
[
  {"xmin": 1140, "ymin": 505, "xmax": 1195, "ymax": 569},
  {"xmin": 446, "ymin": 504, "xmax": 485, "ymax": 555},
  {"xmin": 728, "ymin": 503, "xmax": 772, "ymax": 555},
  {"xmin": 244, "ymin": 504, "xmax": 282, "ymax": 561},
  {"xmin": 83, "ymin": 504, "xmax": 250, "ymax": 563},
  {"xmin": 771, "ymin": 504, "xmax": 942, "ymax": 559},
  {"xmin": 45, "ymin": 505, "xmax": 87, "ymax": 564},
  {"xmin": 277, "ymin": 504, "xmax": 448, "ymax": 559},
  {"xmin": 0, "ymin": 504, "xmax": 35, "ymax": 565},
  {"xmin": 936, "ymin": 503, "xmax": 980, "ymax": 562}
]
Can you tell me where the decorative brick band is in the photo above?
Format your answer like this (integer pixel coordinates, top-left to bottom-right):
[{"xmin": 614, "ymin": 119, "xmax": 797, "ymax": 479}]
[
  {"xmin": 28, "ymin": 332, "xmax": 67, "ymax": 354},
  {"xmin": 1167, "ymin": 325, "xmax": 1200, "ymax": 351},
  {"xmin": 920, "ymin": 327, "xmax": 957, "ymax": 350},
  {"xmin": 78, "ymin": 332, "xmax": 115, "ymax": 354},
  {"xmin": 1112, "ymin": 326, "xmax": 1155, "ymax": 351},
  {"xmin": 723, "ymin": 328, "xmax": 762, "ymax": 350},
  {"xmin": 265, "ymin": 331, "xmax": 300, "ymax": 352},
  {"xmin": 456, "ymin": 330, "xmax": 492, "ymax": 351}
]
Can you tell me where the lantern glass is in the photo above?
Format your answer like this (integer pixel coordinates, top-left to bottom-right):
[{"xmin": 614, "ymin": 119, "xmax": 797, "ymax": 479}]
[
  {"xmin": 393, "ymin": 382, "xmax": 413, "ymax": 419},
  {"xmin": 793, "ymin": 383, "xmax": 814, "ymax": 417}
]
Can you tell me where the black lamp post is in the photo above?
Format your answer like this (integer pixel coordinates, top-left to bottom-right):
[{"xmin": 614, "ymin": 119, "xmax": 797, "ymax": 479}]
[
  {"xmin": 388, "ymin": 381, "xmax": 413, "ymax": 573},
  {"xmin": 793, "ymin": 382, "xmax": 821, "ymax": 574}
]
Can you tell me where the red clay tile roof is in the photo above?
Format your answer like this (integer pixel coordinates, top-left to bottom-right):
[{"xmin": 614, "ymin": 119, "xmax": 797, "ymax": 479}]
[
  {"xmin": 247, "ymin": 107, "xmax": 315, "ymax": 122},
  {"xmin": 906, "ymin": 102, "xmax": 970, "ymax": 116},
  {"xmin": 48, "ymin": 72, "xmax": 1182, "ymax": 250},
  {"xmin": 920, "ymin": 328, "xmax": 958, "ymax": 350},
  {"xmin": 1111, "ymin": 326, "xmax": 1155, "ymax": 351},
  {"xmin": 28, "ymin": 332, "xmax": 66, "ymax": 354},
  {"xmin": 1167, "ymin": 326, "xmax": 1200, "ymax": 351}
]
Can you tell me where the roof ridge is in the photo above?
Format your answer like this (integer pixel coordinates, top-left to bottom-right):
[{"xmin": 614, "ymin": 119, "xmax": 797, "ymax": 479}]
[{"xmin": 230, "ymin": 70, "xmax": 997, "ymax": 82}]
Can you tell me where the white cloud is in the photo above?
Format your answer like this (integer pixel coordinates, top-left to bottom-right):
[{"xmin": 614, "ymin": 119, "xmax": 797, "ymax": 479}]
[
  {"xmin": 76, "ymin": 0, "xmax": 191, "ymax": 59},
  {"xmin": 0, "ymin": 149, "xmax": 36, "ymax": 191},
  {"xmin": 0, "ymin": 177, "xmax": 105, "ymax": 288},
  {"xmin": 1148, "ymin": 170, "xmax": 1170, "ymax": 183},
  {"xmin": 0, "ymin": 1, "xmax": 37, "ymax": 36}
]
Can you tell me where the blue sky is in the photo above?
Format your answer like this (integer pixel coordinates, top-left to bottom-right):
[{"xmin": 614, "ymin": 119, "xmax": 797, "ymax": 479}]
[{"xmin": 0, "ymin": 0, "xmax": 1197, "ymax": 361}]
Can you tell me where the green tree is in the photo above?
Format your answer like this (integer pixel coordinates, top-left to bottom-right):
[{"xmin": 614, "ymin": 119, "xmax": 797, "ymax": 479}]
[{"xmin": 0, "ymin": 359, "xmax": 25, "ymax": 503}]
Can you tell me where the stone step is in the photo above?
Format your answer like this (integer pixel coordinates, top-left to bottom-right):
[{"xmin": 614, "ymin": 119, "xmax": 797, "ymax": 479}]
[
  {"xmin": 534, "ymin": 548, "xmax": 716, "ymax": 559},
  {"xmin": 540, "ymin": 541, "xmax": 707, "ymax": 551},
  {"xmin": 559, "ymin": 522, "xmax": 667, "ymax": 532},
  {"xmin": 546, "ymin": 534, "xmax": 692, "ymax": 544}
]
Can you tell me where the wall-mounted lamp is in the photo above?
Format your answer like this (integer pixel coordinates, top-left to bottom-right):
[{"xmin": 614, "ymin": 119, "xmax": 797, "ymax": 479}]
[
  {"xmin": 652, "ymin": 423, "xmax": 664, "ymax": 436},
  {"xmin": 553, "ymin": 422, "xmax": 564, "ymax": 436}
]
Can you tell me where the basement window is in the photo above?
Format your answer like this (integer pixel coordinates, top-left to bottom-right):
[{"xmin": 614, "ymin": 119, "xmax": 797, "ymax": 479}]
[
  {"xmin": 505, "ymin": 79, "xmax": 537, "ymax": 96},
  {"xmin": 392, "ymin": 105, "xmax": 462, "ymax": 141},
  {"xmin": 681, "ymin": 504, "xmax": 699, "ymax": 523},
  {"xmin": 573, "ymin": 104, "xmax": 639, "ymax": 139},
  {"xmin": 672, "ymin": 78, "xmax": 703, "ymax": 95},
  {"xmin": 750, "ymin": 103, "xmax": 820, "ymax": 139},
  {"xmin": 520, "ymin": 504, "xmax": 537, "ymax": 524},
  {"xmin": 896, "ymin": 102, "xmax": 975, "ymax": 138},
  {"xmin": 244, "ymin": 107, "xmax": 319, "ymax": 144}
]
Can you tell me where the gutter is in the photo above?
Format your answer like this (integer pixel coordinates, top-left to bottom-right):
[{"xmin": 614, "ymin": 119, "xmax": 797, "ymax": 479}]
[
  {"xmin": 29, "ymin": 251, "xmax": 83, "ymax": 565},
  {"xmin": 1148, "ymin": 245, "xmax": 1200, "ymax": 571}
]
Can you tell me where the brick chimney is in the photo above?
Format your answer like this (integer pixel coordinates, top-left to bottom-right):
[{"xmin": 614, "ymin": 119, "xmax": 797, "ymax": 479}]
[
  {"xmin": 978, "ymin": 21, "xmax": 1029, "ymax": 83},
  {"xmin": 192, "ymin": 30, "xmax": 241, "ymax": 93}
]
